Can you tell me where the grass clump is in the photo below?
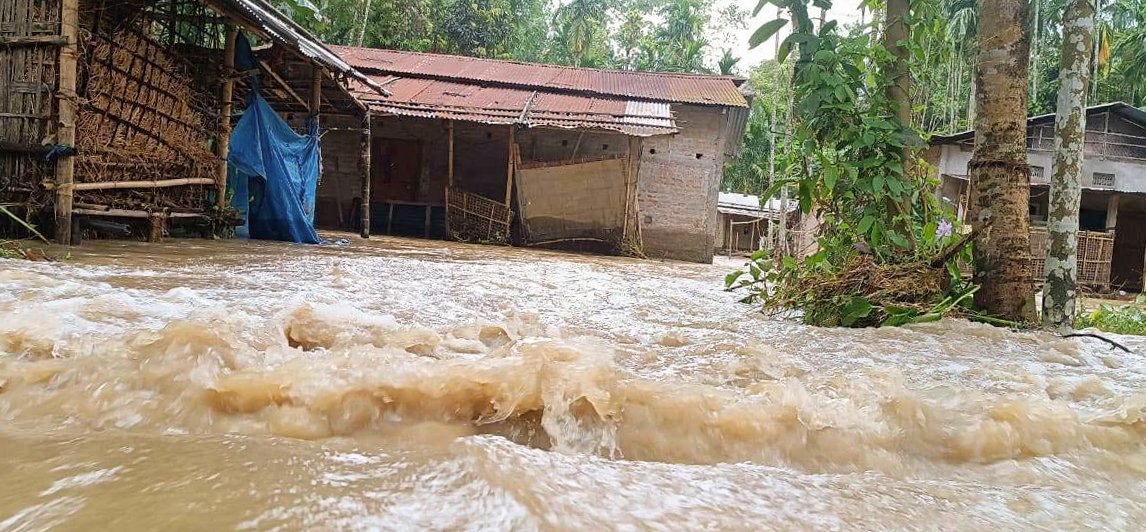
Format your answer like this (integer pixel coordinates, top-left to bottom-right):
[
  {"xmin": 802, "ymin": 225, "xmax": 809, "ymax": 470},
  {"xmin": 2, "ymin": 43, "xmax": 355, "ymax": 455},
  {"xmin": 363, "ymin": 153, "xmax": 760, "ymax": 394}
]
[{"xmin": 1077, "ymin": 296, "xmax": 1146, "ymax": 336}]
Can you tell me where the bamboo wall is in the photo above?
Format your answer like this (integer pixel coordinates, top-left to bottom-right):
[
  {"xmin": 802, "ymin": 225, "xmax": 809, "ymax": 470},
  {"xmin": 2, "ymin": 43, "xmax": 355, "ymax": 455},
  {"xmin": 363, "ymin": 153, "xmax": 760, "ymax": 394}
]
[
  {"xmin": 0, "ymin": 0, "xmax": 59, "ymax": 211},
  {"xmin": 72, "ymin": 0, "xmax": 222, "ymax": 213}
]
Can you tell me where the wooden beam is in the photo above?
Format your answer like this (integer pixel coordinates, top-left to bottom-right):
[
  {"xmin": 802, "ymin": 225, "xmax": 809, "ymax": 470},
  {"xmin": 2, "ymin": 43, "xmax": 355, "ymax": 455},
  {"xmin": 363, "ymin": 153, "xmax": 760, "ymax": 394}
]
[
  {"xmin": 218, "ymin": 25, "xmax": 238, "ymax": 208},
  {"xmin": 360, "ymin": 113, "xmax": 372, "ymax": 238},
  {"xmin": 310, "ymin": 66, "xmax": 323, "ymax": 118},
  {"xmin": 0, "ymin": 36, "xmax": 67, "ymax": 46},
  {"xmin": 447, "ymin": 120, "xmax": 455, "ymax": 187},
  {"xmin": 73, "ymin": 208, "xmax": 202, "ymax": 219},
  {"xmin": 258, "ymin": 59, "xmax": 308, "ymax": 108},
  {"xmin": 505, "ymin": 126, "xmax": 515, "ymax": 207},
  {"xmin": 54, "ymin": 0, "xmax": 79, "ymax": 245}
]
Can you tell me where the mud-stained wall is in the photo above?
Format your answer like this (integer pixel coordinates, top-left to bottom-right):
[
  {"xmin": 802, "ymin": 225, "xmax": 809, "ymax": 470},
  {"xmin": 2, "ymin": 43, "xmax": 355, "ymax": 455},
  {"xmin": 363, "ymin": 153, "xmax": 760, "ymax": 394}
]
[{"xmin": 637, "ymin": 104, "xmax": 730, "ymax": 263}]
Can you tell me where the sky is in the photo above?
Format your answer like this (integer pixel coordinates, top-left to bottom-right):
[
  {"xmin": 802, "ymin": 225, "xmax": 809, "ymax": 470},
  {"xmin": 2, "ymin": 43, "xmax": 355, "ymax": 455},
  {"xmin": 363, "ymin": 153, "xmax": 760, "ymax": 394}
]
[{"xmin": 726, "ymin": 0, "xmax": 866, "ymax": 70}]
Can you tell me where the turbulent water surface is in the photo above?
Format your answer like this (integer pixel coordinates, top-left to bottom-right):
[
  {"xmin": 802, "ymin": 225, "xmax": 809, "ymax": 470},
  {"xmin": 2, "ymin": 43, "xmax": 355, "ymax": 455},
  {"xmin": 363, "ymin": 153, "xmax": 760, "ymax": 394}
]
[{"xmin": 1, "ymin": 235, "xmax": 1145, "ymax": 530}]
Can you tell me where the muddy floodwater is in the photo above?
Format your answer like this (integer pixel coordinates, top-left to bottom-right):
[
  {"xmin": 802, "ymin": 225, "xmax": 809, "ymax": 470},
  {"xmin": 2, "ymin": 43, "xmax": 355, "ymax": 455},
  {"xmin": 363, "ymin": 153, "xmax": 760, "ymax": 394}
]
[{"xmin": 2, "ymin": 235, "xmax": 1146, "ymax": 530}]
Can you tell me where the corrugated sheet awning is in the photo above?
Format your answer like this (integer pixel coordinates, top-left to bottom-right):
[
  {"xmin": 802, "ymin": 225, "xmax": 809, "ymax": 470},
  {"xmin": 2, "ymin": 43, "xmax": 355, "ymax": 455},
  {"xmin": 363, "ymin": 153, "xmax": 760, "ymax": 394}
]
[
  {"xmin": 333, "ymin": 45, "xmax": 746, "ymax": 107},
  {"xmin": 209, "ymin": 0, "xmax": 389, "ymax": 96},
  {"xmin": 717, "ymin": 193, "xmax": 796, "ymax": 221},
  {"xmin": 350, "ymin": 75, "xmax": 677, "ymax": 136}
]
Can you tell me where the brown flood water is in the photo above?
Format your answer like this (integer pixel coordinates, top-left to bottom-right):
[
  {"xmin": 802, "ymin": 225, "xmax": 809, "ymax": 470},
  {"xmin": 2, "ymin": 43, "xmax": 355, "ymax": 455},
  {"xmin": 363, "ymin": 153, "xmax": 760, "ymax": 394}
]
[{"xmin": 2, "ymin": 234, "xmax": 1145, "ymax": 530}]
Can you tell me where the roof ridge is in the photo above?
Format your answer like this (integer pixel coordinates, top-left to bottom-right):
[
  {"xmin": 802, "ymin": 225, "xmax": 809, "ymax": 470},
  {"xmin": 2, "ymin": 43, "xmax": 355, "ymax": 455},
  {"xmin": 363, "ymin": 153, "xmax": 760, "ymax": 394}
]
[{"xmin": 329, "ymin": 45, "xmax": 747, "ymax": 82}]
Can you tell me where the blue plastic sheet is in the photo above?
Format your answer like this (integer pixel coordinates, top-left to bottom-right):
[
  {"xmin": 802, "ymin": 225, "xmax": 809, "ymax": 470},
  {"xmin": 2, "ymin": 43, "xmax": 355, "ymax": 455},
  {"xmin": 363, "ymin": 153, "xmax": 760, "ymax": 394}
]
[{"xmin": 226, "ymin": 89, "xmax": 321, "ymax": 244}]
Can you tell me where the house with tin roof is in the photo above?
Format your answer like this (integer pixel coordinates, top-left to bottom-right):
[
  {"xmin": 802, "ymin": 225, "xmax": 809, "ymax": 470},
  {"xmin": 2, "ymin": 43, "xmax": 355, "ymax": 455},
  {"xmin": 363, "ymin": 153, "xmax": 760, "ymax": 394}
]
[
  {"xmin": 929, "ymin": 102, "xmax": 1146, "ymax": 290},
  {"xmin": 313, "ymin": 47, "xmax": 750, "ymax": 262}
]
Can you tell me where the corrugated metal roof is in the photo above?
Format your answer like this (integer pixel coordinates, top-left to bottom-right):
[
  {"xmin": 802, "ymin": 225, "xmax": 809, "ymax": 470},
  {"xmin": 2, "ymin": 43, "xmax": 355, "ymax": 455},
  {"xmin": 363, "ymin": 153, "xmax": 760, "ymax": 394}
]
[
  {"xmin": 347, "ymin": 75, "xmax": 677, "ymax": 136},
  {"xmin": 718, "ymin": 193, "xmax": 796, "ymax": 220},
  {"xmin": 332, "ymin": 46, "xmax": 746, "ymax": 107},
  {"xmin": 931, "ymin": 102, "xmax": 1146, "ymax": 144},
  {"xmin": 210, "ymin": 0, "xmax": 389, "ymax": 96}
]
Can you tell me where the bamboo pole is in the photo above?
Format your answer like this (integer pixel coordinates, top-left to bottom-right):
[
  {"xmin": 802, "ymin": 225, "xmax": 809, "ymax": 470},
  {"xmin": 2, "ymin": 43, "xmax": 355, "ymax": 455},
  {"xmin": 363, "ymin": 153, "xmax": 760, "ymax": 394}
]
[
  {"xmin": 217, "ymin": 25, "xmax": 237, "ymax": 207},
  {"xmin": 54, "ymin": 0, "xmax": 79, "ymax": 245},
  {"xmin": 73, "ymin": 208, "xmax": 202, "ymax": 219},
  {"xmin": 257, "ymin": 59, "xmax": 307, "ymax": 108},
  {"xmin": 505, "ymin": 126, "xmax": 515, "ymax": 207},
  {"xmin": 360, "ymin": 112, "xmax": 372, "ymax": 238},
  {"xmin": 47, "ymin": 178, "xmax": 217, "ymax": 191},
  {"xmin": 310, "ymin": 66, "xmax": 323, "ymax": 118},
  {"xmin": 447, "ymin": 120, "xmax": 455, "ymax": 187}
]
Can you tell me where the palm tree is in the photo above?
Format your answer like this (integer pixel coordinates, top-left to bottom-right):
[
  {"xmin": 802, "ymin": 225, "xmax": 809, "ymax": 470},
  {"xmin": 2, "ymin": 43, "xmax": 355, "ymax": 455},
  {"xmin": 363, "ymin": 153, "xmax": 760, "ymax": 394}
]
[
  {"xmin": 969, "ymin": 0, "xmax": 1036, "ymax": 320},
  {"xmin": 553, "ymin": 0, "xmax": 607, "ymax": 67},
  {"xmin": 943, "ymin": 0, "xmax": 978, "ymax": 131},
  {"xmin": 1043, "ymin": 0, "xmax": 1096, "ymax": 328}
]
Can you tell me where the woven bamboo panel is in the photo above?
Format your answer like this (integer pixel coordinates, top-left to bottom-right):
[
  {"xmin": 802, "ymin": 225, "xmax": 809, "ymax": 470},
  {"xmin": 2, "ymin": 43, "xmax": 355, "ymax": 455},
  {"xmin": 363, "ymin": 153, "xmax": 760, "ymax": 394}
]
[
  {"xmin": 446, "ymin": 187, "xmax": 511, "ymax": 244},
  {"xmin": 1029, "ymin": 227, "xmax": 1114, "ymax": 288},
  {"xmin": 73, "ymin": 9, "xmax": 218, "ymax": 211},
  {"xmin": 0, "ymin": 0, "xmax": 58, "ymax": 201}
]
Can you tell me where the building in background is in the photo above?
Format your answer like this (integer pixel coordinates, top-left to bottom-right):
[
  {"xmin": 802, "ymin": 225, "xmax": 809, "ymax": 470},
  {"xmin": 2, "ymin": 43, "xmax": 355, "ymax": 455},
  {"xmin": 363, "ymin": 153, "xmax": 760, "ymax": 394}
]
[
  {"xmin": 319, "ymin": 47, "xmax": 750, "ymax": 263},
  {"xmin": 930, "ymin": 102, "xmax": 1146, "ymax": 291}
]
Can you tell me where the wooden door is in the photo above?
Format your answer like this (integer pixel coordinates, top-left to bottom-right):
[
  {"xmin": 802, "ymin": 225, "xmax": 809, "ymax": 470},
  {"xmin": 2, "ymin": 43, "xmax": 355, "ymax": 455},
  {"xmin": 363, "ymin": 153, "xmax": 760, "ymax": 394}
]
[{"xmin": 371, "ymin": 139, "xmax": 421, "ymax": 203}]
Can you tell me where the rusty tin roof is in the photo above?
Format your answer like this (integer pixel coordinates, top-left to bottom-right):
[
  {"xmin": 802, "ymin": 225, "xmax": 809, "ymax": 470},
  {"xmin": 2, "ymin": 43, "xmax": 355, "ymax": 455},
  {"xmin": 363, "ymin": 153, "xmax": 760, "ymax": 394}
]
[
  {"xmin": 348, "ymin": 73, "xmax": 678, "ymax": 136},
  {"xmin": 332, "ymin": 46, "xmax": 747, "ymax": 108}
]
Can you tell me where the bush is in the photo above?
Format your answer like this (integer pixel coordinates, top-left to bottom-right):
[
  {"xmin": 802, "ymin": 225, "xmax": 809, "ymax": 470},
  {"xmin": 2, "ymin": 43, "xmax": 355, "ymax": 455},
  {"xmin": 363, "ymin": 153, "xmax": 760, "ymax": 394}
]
[{"xmin": 1076, "ymin": 297, "xmax": 1146, "ymax": 336}]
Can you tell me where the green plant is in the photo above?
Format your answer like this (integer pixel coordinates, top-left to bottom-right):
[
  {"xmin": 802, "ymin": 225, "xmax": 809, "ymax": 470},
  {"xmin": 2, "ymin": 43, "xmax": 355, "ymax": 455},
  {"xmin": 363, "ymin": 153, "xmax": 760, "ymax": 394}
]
[
  {"xmin": 1076, "ymin": 296, "xmax": 1146, "ymax": 336},
  {"xmin": 727, "ymin": 4, "xmax": 978, "ymax": 327}
]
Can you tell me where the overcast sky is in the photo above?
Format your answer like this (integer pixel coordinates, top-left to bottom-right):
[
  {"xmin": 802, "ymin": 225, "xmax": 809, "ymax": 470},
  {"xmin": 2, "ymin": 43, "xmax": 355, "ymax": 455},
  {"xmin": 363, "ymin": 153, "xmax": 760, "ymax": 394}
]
[{"xmin": 724, "ymin": 0, "xmax": 865, "ymax": 70}]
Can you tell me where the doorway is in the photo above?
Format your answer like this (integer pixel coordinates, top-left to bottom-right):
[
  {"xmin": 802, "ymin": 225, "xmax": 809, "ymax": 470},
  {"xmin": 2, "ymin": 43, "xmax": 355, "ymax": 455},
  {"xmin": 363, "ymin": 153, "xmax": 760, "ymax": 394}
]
[
  {"xmin": 371, "ymin": 139, "xmax": 422, "ymax": 203},
  {"xmin": 1112, "ymin": 211, "xmax": 1146, "ymax": 291}
]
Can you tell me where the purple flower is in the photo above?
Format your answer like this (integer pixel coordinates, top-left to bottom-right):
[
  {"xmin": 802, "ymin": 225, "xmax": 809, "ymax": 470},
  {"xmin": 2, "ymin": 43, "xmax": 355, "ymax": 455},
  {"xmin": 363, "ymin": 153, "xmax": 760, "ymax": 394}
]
[{"xmin": 937, "ymin": 219, "xmax": 953, "ymax": 238}]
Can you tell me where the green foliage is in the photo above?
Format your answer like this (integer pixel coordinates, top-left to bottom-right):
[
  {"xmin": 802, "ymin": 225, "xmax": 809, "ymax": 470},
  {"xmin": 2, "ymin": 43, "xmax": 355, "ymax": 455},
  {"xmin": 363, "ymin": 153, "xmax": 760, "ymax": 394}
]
[
  {"xmin": 272, "ymin": 0, "xmax": 745, "ymax": 74},
  {"xmin": 1077, "ymin": 296, "xmax": 1146, "ymax": 336},
  {"xmin": 731, "ymin": 1, "xmax": 973, "ymax": 328}
]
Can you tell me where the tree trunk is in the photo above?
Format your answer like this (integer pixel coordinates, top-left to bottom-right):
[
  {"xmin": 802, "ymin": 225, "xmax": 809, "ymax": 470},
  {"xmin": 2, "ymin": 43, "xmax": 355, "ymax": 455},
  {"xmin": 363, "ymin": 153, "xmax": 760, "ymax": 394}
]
[
  {"xmin": 969, "ymin": 0, "xmax": 1036, "ymax": 321},
  {"xmin": 357, "ymin": 0, "xmax": 375, "ymax": 47},
  {"xmin": 883, "ymin": 0, "xmax": 913, "ymax": 239},
  {"xmin": 1042, "ymin": 0, "xmax": 1095, "ymax": 329}
]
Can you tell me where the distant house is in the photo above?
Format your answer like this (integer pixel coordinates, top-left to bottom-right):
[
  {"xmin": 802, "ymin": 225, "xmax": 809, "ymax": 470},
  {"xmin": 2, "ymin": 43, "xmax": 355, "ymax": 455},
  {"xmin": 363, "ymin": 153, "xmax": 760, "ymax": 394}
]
[
  {"xmin": 716, "ymin": 192, "xmax": 795, "ymax": 254},
  {"xmin": 316, "ymin": 47, "xmax": 751, "ymax": 263},
  {"xmin": 929, "ymin": 102, "xmax": 1146, "ymax": 290}
]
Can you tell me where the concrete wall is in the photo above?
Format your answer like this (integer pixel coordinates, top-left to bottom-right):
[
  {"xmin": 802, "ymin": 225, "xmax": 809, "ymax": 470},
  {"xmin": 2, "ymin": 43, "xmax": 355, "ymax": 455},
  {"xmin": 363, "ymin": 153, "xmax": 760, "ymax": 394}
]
[
  {"xmin": 637, "ymin": 104, "xmax": 731, "ymax": 262},
  {"xmin": 936, "ymin": 113, "xmax": 1146, "ymax": 193}
]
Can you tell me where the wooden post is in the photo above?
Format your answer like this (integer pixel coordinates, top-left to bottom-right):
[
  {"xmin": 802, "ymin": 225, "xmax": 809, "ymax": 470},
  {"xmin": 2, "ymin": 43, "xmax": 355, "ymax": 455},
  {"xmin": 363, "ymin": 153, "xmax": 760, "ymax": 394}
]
[
  {"xmin": 360, "ymin": 112, "xmax": 371, "ymax": 238},
  {"xmin": 54, "ymin": 0, "xmax": 79, "ymax": 245},
  {"xmin": 505, "ymin": 126, "xmax": 515, "ymax": 207},
  {"xmin": 147, "ymin": 215, "xmax": 164, "ymax": 243},
  {"xmin": 447, "ymin": 120, "xmax": 455, "ymax": 187},
  {"xmin": 217, "ymin": 25, "xmax": 238, "ymax": 208},
  {"xmin": 310, "ymin": 66, "xmax": 323, "ymax": 118},
  {"xmin": 1106, "ymin": 194, "xmax": 1119, "ymax": 232},
  {"xmin": 424, "ymin": 205, "xmax": 431, "ymax": 238}
]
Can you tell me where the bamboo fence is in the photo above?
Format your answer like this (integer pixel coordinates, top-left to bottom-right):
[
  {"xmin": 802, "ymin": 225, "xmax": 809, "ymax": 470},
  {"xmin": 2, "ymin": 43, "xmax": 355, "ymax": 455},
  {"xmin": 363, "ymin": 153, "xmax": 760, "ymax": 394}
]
[
  {"xmin": 0, "ymin": 0, "xmax": 59, "ymax": 209},
  {"xmin": 1029, "ymin": 227, "xmax": 1115, "ymax": 288},
  {"xmin": 73, "ymin": 4, "xmax": 220, "ymax": 213}
]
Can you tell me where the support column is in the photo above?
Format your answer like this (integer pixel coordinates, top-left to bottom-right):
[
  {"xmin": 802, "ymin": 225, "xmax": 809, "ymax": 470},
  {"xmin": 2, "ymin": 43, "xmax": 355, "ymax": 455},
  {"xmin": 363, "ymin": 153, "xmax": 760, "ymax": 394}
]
[
  {"xmin": 505, "ymin": 126, "xmax": 515, "ymax": 207},
  {"xmin": 310, "ymin": 66, "xmax": 323, "ymax": 118},
  {"xmin": 217, "ymin": 25, "xmax": 238, "ymax": 208},
  {"xmin": 447, "ymin": 120, "xmax": 455, "ymax": 188},
  {"xmin": 359, "ymin": 112, "xmax": 371, "ymax": 238},
  {"xmin": 1106, "ymin": 194, "xmax": 1119, "ymax": 232},
  {"xmin": 54, "ymin": 0, "xmax": 79, "ymax": 245}
]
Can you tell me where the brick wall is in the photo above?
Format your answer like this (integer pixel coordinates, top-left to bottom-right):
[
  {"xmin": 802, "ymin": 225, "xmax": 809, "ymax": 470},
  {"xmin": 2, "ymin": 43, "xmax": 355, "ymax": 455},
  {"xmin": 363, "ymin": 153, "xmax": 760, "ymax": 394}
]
[{"xmin": 636, "ymin": 104, "xmax": 730, "ymax": 263}]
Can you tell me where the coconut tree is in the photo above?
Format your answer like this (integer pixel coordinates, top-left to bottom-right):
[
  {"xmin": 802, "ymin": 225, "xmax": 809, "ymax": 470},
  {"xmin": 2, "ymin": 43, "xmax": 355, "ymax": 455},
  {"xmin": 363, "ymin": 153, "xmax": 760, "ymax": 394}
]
[
  {"xmin": 1043, "ymin": 0, "xmax": 1095, "ymax": 329},
  {"xmin": 969, "ymin": 0, "xmax": 1036, "ymax": 320}
]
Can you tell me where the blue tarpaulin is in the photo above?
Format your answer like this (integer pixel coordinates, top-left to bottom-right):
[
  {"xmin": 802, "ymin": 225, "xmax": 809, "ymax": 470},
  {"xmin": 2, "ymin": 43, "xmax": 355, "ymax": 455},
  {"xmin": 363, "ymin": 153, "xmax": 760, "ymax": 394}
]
[{"xmin": 226, "ymin": 33, "xmax": 321, "ymax": 244}]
